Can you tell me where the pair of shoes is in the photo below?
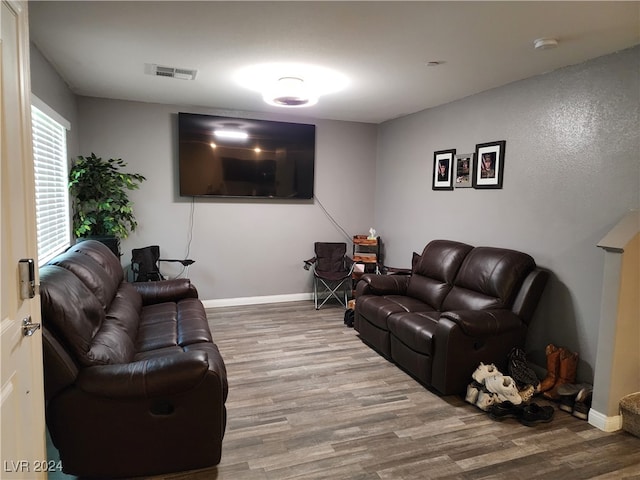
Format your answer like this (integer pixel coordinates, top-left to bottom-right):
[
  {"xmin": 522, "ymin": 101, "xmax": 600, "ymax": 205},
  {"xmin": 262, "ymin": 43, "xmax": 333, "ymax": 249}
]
[
  {"xmin": 485, "ymin": 375, "xmax": 523, "ymax": 405},
  {"xmin": 508, "ymin": 347, "xmax": 540, "ymax": 391},
  {"xmin": 540, "ymin": 344, "xmax": 579, "ymax": 400},
  {"xmin": 519, "ymin": 403, "xmax": 555, "ymax": 426},
  {"xmin": 488, "ymin": 401, "xmax": 554, "ymax": 426}
]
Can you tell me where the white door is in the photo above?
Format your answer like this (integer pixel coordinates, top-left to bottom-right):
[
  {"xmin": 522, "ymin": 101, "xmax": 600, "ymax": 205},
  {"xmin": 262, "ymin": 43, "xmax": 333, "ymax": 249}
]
[{"xmin": 0, "ymin": 1, "xmax": 48, "ymax": 479}]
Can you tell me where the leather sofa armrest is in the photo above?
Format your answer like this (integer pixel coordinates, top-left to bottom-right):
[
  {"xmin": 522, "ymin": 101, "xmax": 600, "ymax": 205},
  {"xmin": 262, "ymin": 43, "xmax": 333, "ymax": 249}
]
[
  {"xmin": 132, "ymin": 278, "xmax": 199, "ymax": 305},
  {"xmin": 355, "ymin": 273, "xmax": 409, "ymax": 297},
  {"xmin": 440, "ymin": 309, "xmax": 523, "ymax": 337},
  {"xmin": 431, "ymin": 311, "xmax": 528, "ymax": 395},
  {"xmin": 76, "ymin": 351, "xmax": 213, "ymax": 399}
]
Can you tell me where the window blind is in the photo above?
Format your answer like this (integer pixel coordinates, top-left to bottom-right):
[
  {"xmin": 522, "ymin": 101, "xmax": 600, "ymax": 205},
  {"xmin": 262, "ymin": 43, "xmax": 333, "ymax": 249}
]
[{"xmin": 31, "ymin": 105, "xmax": 70, "ymax": 265}]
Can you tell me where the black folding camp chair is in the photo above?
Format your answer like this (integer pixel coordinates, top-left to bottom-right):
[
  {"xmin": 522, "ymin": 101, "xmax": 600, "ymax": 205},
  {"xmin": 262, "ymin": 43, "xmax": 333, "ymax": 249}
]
[
  {"xmin": 131, "ymin": 245, "xmax": 194, "ymax": 281},
  {"xmin": 303, "ymin": 242, "xmax": 354, "ymax": 309}
]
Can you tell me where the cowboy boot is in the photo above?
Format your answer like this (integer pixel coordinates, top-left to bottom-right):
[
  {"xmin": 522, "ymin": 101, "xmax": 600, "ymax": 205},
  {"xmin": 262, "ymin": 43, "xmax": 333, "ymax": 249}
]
[
  {"xmin": 538, "ymin": 344, "xmax": 561, "ymax": 393},
  {"xmin": 543, "ymin": 348, "xmax": 578, "ymax": 400}
]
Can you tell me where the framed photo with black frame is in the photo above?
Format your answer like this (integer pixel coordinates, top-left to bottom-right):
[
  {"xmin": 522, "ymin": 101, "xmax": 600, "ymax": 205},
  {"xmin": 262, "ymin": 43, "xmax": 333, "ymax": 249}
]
[
  {"xmin": 454, "ymin": 153, "xmax": 474, "ymax": 188},
  {"xmin": 432, "ymin": 148, "xmax": 456, "ymax": 190},
  {"xmin": 473, "ymin": 140, "xmax": 506, "ymax": 189}
]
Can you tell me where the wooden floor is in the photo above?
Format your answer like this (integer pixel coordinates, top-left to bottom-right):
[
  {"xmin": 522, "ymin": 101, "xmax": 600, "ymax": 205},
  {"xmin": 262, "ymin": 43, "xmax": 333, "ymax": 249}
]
[{"xmin": 55, "ymin": 301, "xmax": 640, "ymax": 479}]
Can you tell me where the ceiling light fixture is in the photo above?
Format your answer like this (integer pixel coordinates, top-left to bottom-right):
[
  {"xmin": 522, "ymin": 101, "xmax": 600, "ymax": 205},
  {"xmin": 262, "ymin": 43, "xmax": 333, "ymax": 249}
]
[
  {"xmin": 533, "ymin": 37, "xmax": 558, "ymax": 50},
  {"xmin": 263, "ymin": 77, "xmax": 318, "ymax": 108},
  {"xmin": 235, "ymin": 63, "xmax": 349, "ymax": 109}
]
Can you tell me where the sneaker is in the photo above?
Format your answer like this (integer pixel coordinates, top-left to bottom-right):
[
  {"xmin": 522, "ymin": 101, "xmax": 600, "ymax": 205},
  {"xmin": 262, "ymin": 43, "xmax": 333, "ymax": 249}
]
[
  {"xmin": 507, "ymin": 347, "xmax": 540, "ymax": 390},
  {"xmin": 465, "ymin": 381, "xmax": 482, "ymax": 405},
  {"xmin": 476, "ymin": 389, "xmax": 498, "ymax": 411},
  {"xmin": 488, "ymin": 401, "xmax": 524, "ymax": 421},
  {"xmin": 485, "ymin": 375, "xmax": 522, "ymax": 405},
  {"xmin": 518, "ymin": 385, "xmax": 535, "ymax": 403},
  {"xmin": 557, "ymin": 383, "xmax": 591, "ymax": 413},
  {"xmin": 572, "ymin": 386, "xmax": 593, "ymax": 420},
  {"xmin": 519, "ymin": 403, "xmax": 554, "ymax": 426},
  {"xmin": 472, "ymin": 362, "xmax": 501, "ymax": 384}
]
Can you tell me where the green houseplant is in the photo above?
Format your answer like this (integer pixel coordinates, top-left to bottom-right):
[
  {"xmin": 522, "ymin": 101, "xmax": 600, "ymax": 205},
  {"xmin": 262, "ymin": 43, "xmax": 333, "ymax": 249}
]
[{"xmin": 69, "ymin": 153, "xmax": 146, "ymax": 255}]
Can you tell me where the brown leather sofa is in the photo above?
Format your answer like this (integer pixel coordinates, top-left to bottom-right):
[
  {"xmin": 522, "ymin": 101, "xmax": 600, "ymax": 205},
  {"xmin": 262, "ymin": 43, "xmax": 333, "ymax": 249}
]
[
  {"xmin": 39, "ymin": 240, "xmax": 228, "ymax": 478},
  {"xmin": 354, "ymin": 239, "xmax": 548, "ymax": 395}
]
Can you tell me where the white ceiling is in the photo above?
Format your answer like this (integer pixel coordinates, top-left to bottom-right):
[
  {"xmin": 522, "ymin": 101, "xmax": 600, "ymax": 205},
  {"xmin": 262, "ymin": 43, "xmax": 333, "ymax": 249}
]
[{"xmin": 28, "ymin": 1, "xmax": 640, "ymax": 124}]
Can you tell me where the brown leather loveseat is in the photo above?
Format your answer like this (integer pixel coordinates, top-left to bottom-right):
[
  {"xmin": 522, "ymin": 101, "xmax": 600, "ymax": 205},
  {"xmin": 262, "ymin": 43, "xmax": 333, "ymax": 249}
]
[
  {"xmin": 354, "ymin": 239, "xmax": 548, "ymax": 395},
  {"xmin": 39, "ymin": 240, "xmax": 228, "ymax": 478}
]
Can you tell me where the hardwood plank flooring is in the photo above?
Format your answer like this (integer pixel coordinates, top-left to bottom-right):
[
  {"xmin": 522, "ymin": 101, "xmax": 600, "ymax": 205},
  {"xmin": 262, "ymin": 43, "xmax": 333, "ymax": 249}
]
[
  {"xmin": 159, "ymin": 301, "xmax": 640, "ymax": 480},
  {"xmin": 54, "ymin": 301, "xmax": 640, "ymax": 479}
]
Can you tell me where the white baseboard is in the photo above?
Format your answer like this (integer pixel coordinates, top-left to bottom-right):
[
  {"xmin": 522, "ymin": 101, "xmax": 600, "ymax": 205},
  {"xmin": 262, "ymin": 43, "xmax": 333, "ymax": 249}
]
[
  {"xmin": 203, "ymin": 293, "xmax": 313, "ymax": 309},
  {"xmin": 588, "ymin": 408, "xmax": 622, "ymax": 432}
]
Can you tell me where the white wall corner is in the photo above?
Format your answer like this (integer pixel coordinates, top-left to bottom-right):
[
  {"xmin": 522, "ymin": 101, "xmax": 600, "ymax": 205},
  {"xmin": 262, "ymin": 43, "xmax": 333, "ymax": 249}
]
[{"xmin": 588, "ymin": 408, "xmax": 622, "ymax": 432}]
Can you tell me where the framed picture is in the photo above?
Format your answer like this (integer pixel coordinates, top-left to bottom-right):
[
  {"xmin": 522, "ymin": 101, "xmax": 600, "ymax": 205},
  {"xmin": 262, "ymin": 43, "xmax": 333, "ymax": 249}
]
[
  {"xmin": 454, "ymin": 153, "xmax": 474, "ymax": 188},
  {"xmin": 432, "ymin": 148, "xmax": 456, "ymax": 190},
  {"xmin": 473, "ymin": 140, "xmax": 506, "ymax": 189}
]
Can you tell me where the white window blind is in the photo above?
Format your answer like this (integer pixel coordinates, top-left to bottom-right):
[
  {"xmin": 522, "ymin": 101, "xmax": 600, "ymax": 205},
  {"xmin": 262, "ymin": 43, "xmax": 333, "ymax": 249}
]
[{"xmin": 31, "ymin": 104, "xmax": 70, "ymax": 265}]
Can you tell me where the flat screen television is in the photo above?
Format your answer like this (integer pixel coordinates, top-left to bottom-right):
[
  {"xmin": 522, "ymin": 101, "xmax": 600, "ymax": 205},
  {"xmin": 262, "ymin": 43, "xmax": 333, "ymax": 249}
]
[{"xmin": 178, "ymin": 112, "xmax": 315, "ymax": 199}]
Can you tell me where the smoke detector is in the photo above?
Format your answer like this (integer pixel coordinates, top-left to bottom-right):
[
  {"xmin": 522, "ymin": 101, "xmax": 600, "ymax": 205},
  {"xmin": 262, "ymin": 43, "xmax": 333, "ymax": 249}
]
[
  {"xmin": 144, "ymin": 63, "xmax": 198, "ymax": 80},
  {"xmin": 533, "ymin": 38, "xmax": 558, "ymax": 50}
]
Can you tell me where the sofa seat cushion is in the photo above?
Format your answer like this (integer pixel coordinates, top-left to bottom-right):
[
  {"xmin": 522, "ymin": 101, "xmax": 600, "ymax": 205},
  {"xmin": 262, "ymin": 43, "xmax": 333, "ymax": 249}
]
[
  {"xmin": 388, "ymin": 311, "xmax": 440, "ymax": 355},
  {"xmin": 357, "ymin": 295, "xmax": 434, "ymax": 330},
  {"xmin": 136, "ymin": 298, "xmax": 212, "ymax": 352}
]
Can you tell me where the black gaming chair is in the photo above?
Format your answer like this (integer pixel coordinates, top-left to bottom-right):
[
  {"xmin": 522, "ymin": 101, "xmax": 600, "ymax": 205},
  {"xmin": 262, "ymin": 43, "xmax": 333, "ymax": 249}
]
[
  {"xmin": 131, "ymin": 245, "xmax": 194, "ymax": 282},
  {"xmin": 304, "ymin": 242, "xmax": 354, "ymax": 309}
]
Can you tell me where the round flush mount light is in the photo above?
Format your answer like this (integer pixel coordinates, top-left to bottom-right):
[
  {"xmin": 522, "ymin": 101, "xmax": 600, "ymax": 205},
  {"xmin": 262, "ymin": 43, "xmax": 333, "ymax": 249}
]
[
  {"xmin": 263, "ymin": 77, "xmax": 318, "ymax": 107},
  {"xmin": 533, "ymin": 37, "xmax": 558, "ymax": 50},
  {"xmin": 235, "ymin": 63, "xmax": 349, "ymax": 108}
]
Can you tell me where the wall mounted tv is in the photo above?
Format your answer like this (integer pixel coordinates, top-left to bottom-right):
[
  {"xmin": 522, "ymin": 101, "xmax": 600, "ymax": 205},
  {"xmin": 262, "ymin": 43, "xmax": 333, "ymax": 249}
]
[{"xmin": 178, "ymin": 112, "xmax": 315, "ymax": 199}]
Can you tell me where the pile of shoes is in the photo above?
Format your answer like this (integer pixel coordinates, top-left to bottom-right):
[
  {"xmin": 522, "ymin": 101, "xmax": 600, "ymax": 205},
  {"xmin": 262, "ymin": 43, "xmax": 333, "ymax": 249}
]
[
  {"xmin": 538, "ymin": 343, "xmax": 593, "ymax": 420},
  {"xmin": 536, "ymin": 343, "xmax": 593, "ymax": 420},
  {"xmin": 465, "ymin": 362, "xmax": 554, "ymax": 426}
]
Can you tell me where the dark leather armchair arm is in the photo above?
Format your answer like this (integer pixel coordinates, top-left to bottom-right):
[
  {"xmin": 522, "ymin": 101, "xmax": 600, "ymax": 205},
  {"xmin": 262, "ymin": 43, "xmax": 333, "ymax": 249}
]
[
  {"xmin": 355, "ymin": 273, "xmax": 409, "ymax": 297},
  {"xmin": 76, "ymin": 351, "xmax": 214, "ymax": 398},
  {"xmin": 132, "ymin": 278, "xmax": 198, "ymax": 305},
  {"xmin": 431, "ymin": 311, "xmax": 528, "ymax": 395},
  {"xmin": 440, "ymin": 309, "xmax": 524, "ymax": 337}
]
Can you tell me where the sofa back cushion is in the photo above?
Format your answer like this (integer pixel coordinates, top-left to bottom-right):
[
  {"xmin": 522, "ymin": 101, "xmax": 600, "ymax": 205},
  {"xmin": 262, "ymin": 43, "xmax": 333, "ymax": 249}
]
[
  {"xmin": 442, "ymin": 247, "xmax": 536, "ymax": 311},
  {"xmin": 407, "ymin": 240, "xmax": 473, "ymax": 310},
  {"xmin": 90, "ymin": 282, "xmax": 141, "ymax": 364},
  {"xmin": 47, "ymin": 250, "xmax": 119, "ymax": 310},
  {"xmin": 71, "ymin": 239, "xmax": 124, "ymax": 285},
  {"xmin": 40, "ymin": 265, "xmax": 107, "ymax": 366},
  {"xmin": 40, "ymin": 264, "xmax": 141, "ymax": 367}
]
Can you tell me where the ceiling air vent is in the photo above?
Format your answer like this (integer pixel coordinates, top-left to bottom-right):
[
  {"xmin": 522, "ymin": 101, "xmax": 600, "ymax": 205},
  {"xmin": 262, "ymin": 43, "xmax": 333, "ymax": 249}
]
[{"xmin": 144, "ymin": 63, "xmax": 198, "ymax": 80}]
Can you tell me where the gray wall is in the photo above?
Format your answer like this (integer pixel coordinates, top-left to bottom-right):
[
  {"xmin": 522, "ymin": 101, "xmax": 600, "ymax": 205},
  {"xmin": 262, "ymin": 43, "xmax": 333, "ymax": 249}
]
[
  {"xmin": 75, "ymin": 98, "xmax": 378, "ymax": 301},
  {"xmin": 29, "ymin": 44, "xmax": 79, "ymax": 157},
  {"xmin": 375, "ymin": 45, "xmax": 640, "ymax": 380},
  {"xmin": 31, "ymin": 36, "xmax": 639, "ymax": 382}
]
